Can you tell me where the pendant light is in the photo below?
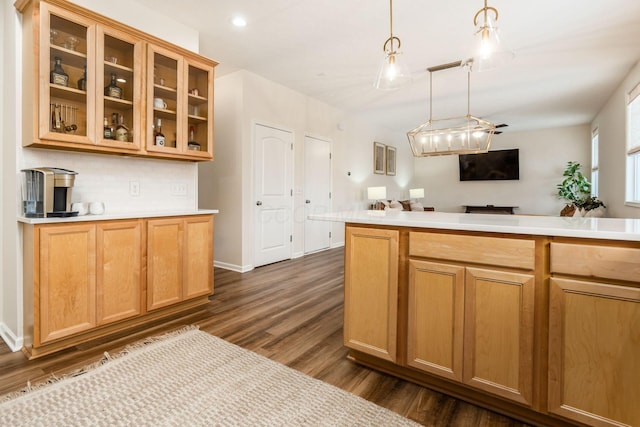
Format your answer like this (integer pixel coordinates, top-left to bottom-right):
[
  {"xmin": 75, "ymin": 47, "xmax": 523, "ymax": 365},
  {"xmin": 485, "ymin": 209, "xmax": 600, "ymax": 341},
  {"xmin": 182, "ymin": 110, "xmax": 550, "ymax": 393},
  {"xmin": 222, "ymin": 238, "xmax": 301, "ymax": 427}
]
[
  {"xmin": 406, "ymin": 61, "xmax": 495, "ymax": 157},
  {"xmin": 470, "ymin": 0, "xmax": 514, "ymax": 72},
  {"xmin": 374, "ymin": 0, "xmax": 411, "ymax": 90}
]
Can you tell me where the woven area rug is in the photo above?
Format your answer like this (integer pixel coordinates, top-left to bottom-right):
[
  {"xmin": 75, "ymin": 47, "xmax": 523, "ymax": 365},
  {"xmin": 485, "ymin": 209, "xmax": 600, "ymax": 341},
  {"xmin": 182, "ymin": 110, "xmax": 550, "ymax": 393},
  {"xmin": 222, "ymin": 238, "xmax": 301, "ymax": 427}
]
[{"xmin": 0, "ymin": 326, "xmax": 419, "ymax": 426}]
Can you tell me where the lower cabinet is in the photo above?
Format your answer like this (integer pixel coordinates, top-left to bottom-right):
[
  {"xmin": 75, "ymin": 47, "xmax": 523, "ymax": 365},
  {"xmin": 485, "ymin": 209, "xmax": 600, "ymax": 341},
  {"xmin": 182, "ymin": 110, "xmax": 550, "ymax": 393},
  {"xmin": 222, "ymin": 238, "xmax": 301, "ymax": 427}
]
[
  {"xmin": 147, "ymin": 215, "xmax": 213, "ymax": 311},
  {"xmin": 24, "ymin": 214, "xmax": 213, "ymax": 358},
  {"xmin": 407, "ymin": 260, "xmax": 535, "ymax": 406},
  {"xmin": 344, "ymin": 226, "xmax": 399, "ymax": 363},
  {"xmin": 548, "ymin": 278, "xmax": 640, "ymax": 427}
]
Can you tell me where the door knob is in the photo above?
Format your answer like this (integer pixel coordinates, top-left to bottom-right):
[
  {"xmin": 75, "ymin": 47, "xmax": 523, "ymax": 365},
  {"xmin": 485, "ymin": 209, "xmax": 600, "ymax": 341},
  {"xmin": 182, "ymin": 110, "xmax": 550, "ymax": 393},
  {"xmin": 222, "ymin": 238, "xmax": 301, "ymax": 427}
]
[
  {"xmin": 256, "ymin": 201, "xmax": 262, "ymax": 206},
  {"xmin": 305, "ymin": 200, "xmax": 311, "ymax": 204}
]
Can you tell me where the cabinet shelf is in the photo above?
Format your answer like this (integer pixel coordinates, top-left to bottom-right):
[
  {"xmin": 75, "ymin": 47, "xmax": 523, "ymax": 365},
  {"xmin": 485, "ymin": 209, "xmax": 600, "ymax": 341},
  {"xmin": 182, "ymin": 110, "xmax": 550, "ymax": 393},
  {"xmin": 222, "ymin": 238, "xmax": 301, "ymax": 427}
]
[
  {"xmin": 50, "ymin": 83, "xmax": 86, "ymax": 102},
  {"xmin": 188, "ymin": 93, "xmax": 207, "ymax": 105},
  {"xmin": 154, "ymin": 108, "xmax": 177, "ymax": 119},
  {"xmin": 104, "ymin": 96, "xmax": 133, "ymax": 108},
  {"xmin": 188, "ymin": 114, "xmax": 207, "ymax": 123},
  {"xmin": 50, "ymin": 45, "xmax": 87, "ymax": 70},
  {"xmin": 154, "ymin": 83, "xmax": 176, "ymax": 97}
]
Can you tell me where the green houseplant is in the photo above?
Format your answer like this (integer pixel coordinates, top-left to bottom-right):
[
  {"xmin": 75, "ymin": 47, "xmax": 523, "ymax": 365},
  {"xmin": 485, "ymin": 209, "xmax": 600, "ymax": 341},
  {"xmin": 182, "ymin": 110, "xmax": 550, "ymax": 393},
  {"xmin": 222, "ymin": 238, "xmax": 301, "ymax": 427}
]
[{"xmin": 557, "ymin": 161, "xmax": 605, "ymax": 216}]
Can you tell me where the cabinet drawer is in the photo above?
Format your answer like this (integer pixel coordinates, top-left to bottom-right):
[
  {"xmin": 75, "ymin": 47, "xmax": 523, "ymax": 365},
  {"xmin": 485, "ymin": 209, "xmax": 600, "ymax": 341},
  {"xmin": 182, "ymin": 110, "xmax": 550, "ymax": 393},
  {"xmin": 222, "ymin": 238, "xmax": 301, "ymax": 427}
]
[
  {"xmin": 551, "ymin": 242, "xmax": 640, "ymax": 282},
  {"xmin": 410, "ymin": 232, "xmax": 535, "ymax": 270}
]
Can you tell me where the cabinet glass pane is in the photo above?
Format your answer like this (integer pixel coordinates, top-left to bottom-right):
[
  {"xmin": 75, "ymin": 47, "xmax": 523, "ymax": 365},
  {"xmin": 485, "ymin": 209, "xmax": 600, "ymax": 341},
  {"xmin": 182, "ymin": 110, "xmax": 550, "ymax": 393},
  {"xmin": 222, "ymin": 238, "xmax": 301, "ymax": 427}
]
[
  {"xmin": 152, "ymin": 53, "xmax": 179, "ymax": 149},
  {"xmin": 48, "ymin": 14, "xmax": 89, "ymax": 138},
  {"xmin": 101, "ymin": 34, "xmax": 135, "ymax": 144},
  {"xmin": 187, "ymin": 65, "xmax": 210, "ymax": 153}
]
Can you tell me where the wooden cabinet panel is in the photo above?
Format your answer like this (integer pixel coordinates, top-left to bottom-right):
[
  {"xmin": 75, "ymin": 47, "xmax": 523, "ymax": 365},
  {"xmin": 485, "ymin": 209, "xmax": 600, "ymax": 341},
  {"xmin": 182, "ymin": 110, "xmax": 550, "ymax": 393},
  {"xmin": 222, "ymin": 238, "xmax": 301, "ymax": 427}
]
[
  {"xmin": 463, "ymin": 268, "xmax": 534, "ymax": 406},
  {"xmin": 407, "ymin": 260, "xmax": 464, "ymax": 381},
  {"xmin": 38, "ymin": 224, "xmax": 96, "ymax": 344},
  {"xmin": 344, "ymin": 226, "xmax": 398, "ymax": 362},
  {"xmin": 551, "ymin": 242, "xmax": 640, "ymax": 283},
  {"xmin": 147, "ymin": 218, "xmax": 183, "ymax": 310},
  {"xmin": 549, "ymin": 278, "xmax": 640, "ymax": 427},
  {"xmin": 96, "ymin": 220, "xmax": 142, "ymax": 325},
  {"xmin": 410, "ymin": 232, "xmax": 535, "ymax": 270},
  {"xmin": 184, "ymin": 216, "xmax": 213, "ymax": 299}
]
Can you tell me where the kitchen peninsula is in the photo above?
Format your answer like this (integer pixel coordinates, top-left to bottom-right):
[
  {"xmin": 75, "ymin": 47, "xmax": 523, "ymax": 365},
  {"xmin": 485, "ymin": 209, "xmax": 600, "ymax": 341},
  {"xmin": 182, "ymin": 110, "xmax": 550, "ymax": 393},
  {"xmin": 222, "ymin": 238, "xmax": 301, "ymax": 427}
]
[{"xmin": 311, "ymin": 210, "xmax": 640, "ymax": 427}]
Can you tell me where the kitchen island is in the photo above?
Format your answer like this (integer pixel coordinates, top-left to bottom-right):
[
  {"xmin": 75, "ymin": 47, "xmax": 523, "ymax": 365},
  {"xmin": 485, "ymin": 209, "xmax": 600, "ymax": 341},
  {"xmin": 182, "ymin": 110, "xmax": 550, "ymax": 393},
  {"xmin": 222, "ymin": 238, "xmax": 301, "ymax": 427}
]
[{"xmin": 310, "ymin": 210, "xmax": 640, "ymax": 427}]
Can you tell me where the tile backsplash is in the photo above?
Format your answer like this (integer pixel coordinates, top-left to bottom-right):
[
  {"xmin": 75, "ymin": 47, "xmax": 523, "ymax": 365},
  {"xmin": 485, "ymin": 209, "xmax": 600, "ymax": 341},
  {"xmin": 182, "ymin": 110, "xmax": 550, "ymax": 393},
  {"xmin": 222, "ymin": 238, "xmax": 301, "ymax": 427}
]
[{"xmin": 20, "ymin": 149, "xmax": 197, "ymax": 214}]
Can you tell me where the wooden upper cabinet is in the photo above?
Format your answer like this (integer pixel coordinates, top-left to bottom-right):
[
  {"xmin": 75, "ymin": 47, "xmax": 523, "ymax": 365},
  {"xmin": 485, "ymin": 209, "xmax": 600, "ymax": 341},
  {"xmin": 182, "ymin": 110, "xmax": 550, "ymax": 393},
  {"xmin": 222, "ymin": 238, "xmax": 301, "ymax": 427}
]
[
  {"xmin": 146, "ymin": 44, "xmax": 214, "ymax": 160},
  {"xmin": 16, "ymin": 0, "xmax": 216, "ymax": 161},
  {"xmin": 37, "ymin": 2, "xmax": 96, "ymax": 146},
  {"xmin": 95, "ymin": 25, "xmax": 144, "ymax": 151}
]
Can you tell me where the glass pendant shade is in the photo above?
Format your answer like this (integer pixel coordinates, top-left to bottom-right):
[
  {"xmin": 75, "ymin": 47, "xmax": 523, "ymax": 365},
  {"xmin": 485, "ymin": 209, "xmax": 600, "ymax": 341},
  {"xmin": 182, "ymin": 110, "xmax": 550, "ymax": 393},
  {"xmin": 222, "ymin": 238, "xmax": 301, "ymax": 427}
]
[
  {"xmin": 375, "ymin": 51, "xmax": 411, "ymax": 90},
  {"xmin": 470, "ymin": 0, "xmax": 514, "ymax": 72}
]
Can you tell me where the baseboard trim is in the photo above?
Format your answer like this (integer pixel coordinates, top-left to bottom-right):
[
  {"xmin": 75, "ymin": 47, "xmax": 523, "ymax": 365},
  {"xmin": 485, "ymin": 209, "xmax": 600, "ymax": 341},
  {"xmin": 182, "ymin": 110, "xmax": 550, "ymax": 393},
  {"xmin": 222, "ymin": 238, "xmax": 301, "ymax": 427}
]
[
  {"xmin": 331, "ymin": 242, "xmax": 345, "ymax": 249},
  {"xmin": 213, "ymin": 260, "xmax": 253, "ymax": 273},
  {"xmin": 0, "ymin": 322, "xmax": 23, "ymax": 352},
  {"xmin": 292, "ymin": 251, "xmax": 304, "ymax": 259}
]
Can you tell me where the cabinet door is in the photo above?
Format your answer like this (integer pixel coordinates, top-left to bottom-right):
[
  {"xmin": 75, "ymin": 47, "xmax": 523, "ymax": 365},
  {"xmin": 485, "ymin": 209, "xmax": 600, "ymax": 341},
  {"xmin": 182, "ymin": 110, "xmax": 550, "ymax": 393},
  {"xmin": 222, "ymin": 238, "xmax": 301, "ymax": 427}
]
[
  {"xmin": 183, "ymin": 58, "xmax": 214, "ymax": 159},
  {"xmin": 183, "ymin": 216, "xmax": 214, "ymax": 299},
  {"xmin": 548, "ymin": 278, "xmax": 640, "ymax": 427},
  {"xmin": 39, "ymin": 2, "xmax": 96, "ymax": 145},
  {"xmin": 96, "ymin": 220, "xmax": 143, "ymax": 325},
  {"xmin": 37, "ymin": 224, "xmax": 96, "ymax": 344},
  {"xmin": 146, "ymin": 44, "xmax": 184, "ymax": 154},
  {"xmin": 463, "ymin": 268, "xmax": 535, "ymax": 406},
  {"xmin": 407, "ymin": 260, "xmax": 464, "ymax": 381},
  {"xmin": 95, "ymin": 25, "xmax": 144, "ymax": 151},
  {"xmin": 344, "ymin": 226, "xmax": 399, "ymax": 362},
  {"xmin": 147, "ymin": 218, "xmax": 183, "ymax": 310}
]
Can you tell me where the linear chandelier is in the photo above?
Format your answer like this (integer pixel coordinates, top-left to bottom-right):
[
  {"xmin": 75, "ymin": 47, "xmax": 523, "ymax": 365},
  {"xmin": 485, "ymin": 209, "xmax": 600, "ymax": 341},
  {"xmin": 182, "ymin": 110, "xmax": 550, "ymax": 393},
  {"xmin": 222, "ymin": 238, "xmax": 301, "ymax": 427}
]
[
  {"xmin": 374, "ymin": 0, "xmax": 411, "ymax": 89},
  {"xmin": 406, "ymin": 60, "xmax": 495, "ymax": 157}
]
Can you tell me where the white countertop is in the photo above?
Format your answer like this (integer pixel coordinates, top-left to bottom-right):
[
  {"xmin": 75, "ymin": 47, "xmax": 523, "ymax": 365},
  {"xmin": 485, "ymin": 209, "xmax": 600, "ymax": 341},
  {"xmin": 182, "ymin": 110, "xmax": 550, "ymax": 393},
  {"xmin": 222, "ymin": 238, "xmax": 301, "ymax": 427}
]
[
  {"xmin": 18, "ymin": 209, "xmax": 219, "ymax": 225},
  {"xmin": 309, "ymin": 210, "xmax": 640, "ymax": 242}
]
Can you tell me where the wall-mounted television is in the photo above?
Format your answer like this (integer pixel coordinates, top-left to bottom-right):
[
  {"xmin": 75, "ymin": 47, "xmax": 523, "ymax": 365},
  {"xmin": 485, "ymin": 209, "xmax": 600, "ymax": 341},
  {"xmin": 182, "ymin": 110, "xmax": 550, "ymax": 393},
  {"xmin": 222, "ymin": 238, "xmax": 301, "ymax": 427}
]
[{"xmin": 459, "ymin": 149, "xmax": 519, "ymax": 181}]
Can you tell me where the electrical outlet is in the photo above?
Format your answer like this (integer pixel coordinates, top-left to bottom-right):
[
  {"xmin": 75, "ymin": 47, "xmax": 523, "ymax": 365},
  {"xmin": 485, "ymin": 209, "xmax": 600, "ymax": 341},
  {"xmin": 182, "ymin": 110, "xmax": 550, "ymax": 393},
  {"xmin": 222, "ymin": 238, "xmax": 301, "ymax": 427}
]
[
  {"xmin": 170, "ymin": 182, "xmax": 188, "ymax": 196},
  {"xmin": 129, "ymin": 180, "xmax": 140, "ymax": 196}
]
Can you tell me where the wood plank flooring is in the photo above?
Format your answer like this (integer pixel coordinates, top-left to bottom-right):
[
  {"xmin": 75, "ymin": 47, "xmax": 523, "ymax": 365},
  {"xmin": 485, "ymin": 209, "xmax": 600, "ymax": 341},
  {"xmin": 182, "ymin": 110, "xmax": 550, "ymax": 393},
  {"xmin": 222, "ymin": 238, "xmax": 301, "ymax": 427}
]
[{"xmin": 0, "ymin": 248, "xmax": 529, "ymax": 426}]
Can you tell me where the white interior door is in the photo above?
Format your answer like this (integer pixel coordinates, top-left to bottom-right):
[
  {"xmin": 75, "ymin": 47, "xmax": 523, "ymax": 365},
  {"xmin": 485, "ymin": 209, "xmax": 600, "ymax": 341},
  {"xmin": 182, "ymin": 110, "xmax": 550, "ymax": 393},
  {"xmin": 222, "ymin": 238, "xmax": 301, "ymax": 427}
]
[
  {"xmin": 304, "ymin": 135, "xmax": 331, "ymax": 254},
  {"xmin": 253, "ymin": 124, "xmax": 293, "ymax": 268}
]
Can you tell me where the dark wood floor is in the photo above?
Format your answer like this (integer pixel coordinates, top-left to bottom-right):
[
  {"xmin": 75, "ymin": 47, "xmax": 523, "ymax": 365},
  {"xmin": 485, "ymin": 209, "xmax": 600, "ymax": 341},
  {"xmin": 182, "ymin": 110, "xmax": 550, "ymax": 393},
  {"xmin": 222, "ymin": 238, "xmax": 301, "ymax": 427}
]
[{"xmin": 0, "ymin": 248, "xmax": 529, "ymax": 426}]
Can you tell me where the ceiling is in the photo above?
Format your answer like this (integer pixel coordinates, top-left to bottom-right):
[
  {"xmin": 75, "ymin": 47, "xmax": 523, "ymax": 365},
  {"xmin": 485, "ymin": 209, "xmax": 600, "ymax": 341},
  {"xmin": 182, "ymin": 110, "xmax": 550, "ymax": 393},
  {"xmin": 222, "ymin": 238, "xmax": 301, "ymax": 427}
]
[{"xmin": 136, "ymin": 0, "xmax": 640, "ymax": 134}]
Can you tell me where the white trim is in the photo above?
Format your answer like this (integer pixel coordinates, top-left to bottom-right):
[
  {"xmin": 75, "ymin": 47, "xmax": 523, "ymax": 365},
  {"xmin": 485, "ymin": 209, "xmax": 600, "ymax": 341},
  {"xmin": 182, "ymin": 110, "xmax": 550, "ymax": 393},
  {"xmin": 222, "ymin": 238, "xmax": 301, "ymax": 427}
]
[
  {"xmin": 291, "ymin": 251, "xmax": 304, "ymax": 259},
  {"xmin": 628, "ymin": 81, "xmax": 640, "ymax": 105},
  {"xmin": 624, "ymin": 201, "xmax": 640, "ymax": 208},
  {"xmin": 213, "ymin": 260, "xmax": 254, "ymax": 273},
  {"xmin": 330, "ymin": 241, "xmax": 345, "ymax": 249},
  {"xmin": 0, "ymin": 322, "xmax": 23, "ymax": 352}
]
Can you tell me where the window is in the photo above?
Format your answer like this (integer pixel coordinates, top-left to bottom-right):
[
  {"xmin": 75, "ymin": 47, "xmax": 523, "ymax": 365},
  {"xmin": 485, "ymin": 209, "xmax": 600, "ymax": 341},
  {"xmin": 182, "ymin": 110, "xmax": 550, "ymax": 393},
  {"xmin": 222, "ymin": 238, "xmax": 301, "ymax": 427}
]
[
  {"xmin": 626, "ymin": 82, "xmax": 640, "ymax": 205},
  {"xmin": 591, "ymin": 128, "xmax": 599, "ymax": 197}
]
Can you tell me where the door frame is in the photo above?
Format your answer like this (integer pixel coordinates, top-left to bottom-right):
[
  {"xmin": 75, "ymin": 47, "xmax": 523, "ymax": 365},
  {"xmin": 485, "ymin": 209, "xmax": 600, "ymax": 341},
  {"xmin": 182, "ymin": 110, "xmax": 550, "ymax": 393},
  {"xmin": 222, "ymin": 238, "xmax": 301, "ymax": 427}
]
[
  {"xmin": 251, "ymin": 121, "xmax": 295, "ymax": 269},
  {"xmin": 303, "ymin": 133, "xmax": 333, "ymax": 254}
]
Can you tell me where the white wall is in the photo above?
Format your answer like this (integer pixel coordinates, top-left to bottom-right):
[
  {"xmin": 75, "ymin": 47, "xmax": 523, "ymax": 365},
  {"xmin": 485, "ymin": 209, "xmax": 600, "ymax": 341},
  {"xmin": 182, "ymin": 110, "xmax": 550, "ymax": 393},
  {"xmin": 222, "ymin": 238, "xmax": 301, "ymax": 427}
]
[
  {"xmin": 1, "ymin": 0, "xmax": 201, "ymax": 350},
  {"xmin": 592, "ymin": 60, "xmax": 640, "ymax": 219},
  {"xmin": 199, "ymin": 70, "xmax": 413, "ymax": 271},
  {"xmin": 411, "ymin": 125, "xmax": 591, "ymax": 215}
]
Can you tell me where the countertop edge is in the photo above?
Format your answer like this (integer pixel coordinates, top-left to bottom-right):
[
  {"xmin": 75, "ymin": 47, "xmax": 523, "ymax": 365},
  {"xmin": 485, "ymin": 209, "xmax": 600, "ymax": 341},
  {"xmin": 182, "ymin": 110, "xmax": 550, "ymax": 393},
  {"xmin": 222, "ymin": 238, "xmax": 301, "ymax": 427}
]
[
  {"xmin": 18, "ymin": 209, "xmax": 219, "ymax": 224},
  {"xmin": 308, "ymin": 211, "xmax": 640, "ymax": 242}
]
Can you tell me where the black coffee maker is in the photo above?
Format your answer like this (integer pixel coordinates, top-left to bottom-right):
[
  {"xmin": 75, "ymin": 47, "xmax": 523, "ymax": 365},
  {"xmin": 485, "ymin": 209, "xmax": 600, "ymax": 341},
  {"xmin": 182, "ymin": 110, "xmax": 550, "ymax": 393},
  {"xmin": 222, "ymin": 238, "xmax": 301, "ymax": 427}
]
[{"xmin": 21, "ymin": 168, "xmax": 78, "ymax": 217}]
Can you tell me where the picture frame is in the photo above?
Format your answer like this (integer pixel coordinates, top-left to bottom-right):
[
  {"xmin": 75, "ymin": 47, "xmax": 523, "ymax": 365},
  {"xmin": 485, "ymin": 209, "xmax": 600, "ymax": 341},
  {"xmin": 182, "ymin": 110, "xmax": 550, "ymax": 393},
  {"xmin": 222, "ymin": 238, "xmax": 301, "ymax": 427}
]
[
  {"xmin": 373, "ymin": 141, "xmax": 386, "ymax": 174},
  {"xmin": 386, "ymin": 146, "xmax": 396, "ymax": 176}
]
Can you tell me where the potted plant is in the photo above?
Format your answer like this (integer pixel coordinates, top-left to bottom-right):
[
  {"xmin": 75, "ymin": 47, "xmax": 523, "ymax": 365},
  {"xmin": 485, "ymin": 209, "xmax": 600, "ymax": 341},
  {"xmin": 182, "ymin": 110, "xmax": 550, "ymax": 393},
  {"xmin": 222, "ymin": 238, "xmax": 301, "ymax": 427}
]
[{"xmin": 557, "ymin": 161, "xmax": 606, "ymax": 216}]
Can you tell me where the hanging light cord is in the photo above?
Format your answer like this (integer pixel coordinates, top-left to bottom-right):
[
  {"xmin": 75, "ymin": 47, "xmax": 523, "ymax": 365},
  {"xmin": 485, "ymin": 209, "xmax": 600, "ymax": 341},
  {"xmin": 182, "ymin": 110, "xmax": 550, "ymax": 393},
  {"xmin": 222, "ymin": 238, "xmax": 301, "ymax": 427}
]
[
  {"xmin": 383, "ymin": 0, "xmax": 401, "ymax": 54},
  {"xmin": 474, "ymin": 0, "xmax": 498, "ymax": 27}
]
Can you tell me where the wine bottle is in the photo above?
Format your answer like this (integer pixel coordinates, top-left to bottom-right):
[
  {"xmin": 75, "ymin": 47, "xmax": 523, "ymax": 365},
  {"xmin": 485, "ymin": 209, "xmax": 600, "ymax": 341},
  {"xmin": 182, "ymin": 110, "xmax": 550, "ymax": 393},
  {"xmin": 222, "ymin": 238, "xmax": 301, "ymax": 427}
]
[
  {"xmin": 77, "ymin": 65, "xmax": 87, "ymax": 91},
  {"xmin": 115, "ymin": 114, "xmax": 129, "ymax": 142},
  {"xmin": 154, "ymin": 118, "xmax": 165, "ymax": 146},
  {"xmin": 104, "ymin": 72, "xmax": 122, "ymax": 99},
  {"xmin": 50, "ymin": 57, "xmax": 69, "ymax": 87}
]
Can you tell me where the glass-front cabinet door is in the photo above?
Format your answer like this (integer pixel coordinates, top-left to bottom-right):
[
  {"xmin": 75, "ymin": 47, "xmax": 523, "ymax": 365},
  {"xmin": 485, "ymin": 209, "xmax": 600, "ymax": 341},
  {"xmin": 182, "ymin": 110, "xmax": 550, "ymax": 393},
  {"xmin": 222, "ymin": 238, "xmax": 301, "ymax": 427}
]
[
  {"xmin": 40, "ymin": 2, "xmax": 96, "ymax": 144},
  {"xmin": 184, "ymin": 59, "xmax": 214, "ymax": 159},
  {"xmin": 95, "ymin": 26, "xmax": 143, "ymax": 151},
  {"xmin": 146, "ymin": 44, "xmax": 184, "ymax": 155}
]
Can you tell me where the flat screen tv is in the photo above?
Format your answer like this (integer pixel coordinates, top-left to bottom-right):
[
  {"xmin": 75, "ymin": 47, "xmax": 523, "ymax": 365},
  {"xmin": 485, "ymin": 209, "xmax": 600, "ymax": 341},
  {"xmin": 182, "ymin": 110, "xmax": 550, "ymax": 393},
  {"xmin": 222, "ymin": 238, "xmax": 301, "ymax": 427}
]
[{"xmin": 459, "ymin": 149, "xmax": 519, "ymax": 181}]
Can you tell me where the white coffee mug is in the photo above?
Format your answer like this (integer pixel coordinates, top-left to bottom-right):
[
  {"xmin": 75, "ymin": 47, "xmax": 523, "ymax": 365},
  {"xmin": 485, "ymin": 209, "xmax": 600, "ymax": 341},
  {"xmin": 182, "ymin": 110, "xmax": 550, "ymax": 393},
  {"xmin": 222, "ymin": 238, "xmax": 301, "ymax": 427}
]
[
  {"xmin": 89, "ymin": 201, "xmax": 105, "ymax": 215},
  {"xmin": 153, "ymin": 98, "xmax": 167, "ymax": 109},
  {"xmin": 71, "ymin": 202, "xmax": 88, "ymax": 216}
]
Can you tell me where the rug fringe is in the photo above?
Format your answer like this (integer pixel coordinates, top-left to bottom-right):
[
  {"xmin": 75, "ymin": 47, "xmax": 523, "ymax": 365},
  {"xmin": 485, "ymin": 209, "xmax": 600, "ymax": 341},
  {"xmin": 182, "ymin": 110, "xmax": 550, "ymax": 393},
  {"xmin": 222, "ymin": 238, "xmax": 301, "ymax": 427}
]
[{"xmin": 0, "ymin": 325, "xmax": 200, "ymax": 404}]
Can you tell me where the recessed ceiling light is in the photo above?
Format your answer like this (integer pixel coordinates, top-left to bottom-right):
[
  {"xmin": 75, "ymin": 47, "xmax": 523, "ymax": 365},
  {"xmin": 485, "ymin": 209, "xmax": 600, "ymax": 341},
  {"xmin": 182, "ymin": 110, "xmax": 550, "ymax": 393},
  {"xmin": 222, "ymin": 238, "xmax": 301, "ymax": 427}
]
[{"xmin": 232, "ymin": 16, "xmax": 247, "ymax": 27}]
